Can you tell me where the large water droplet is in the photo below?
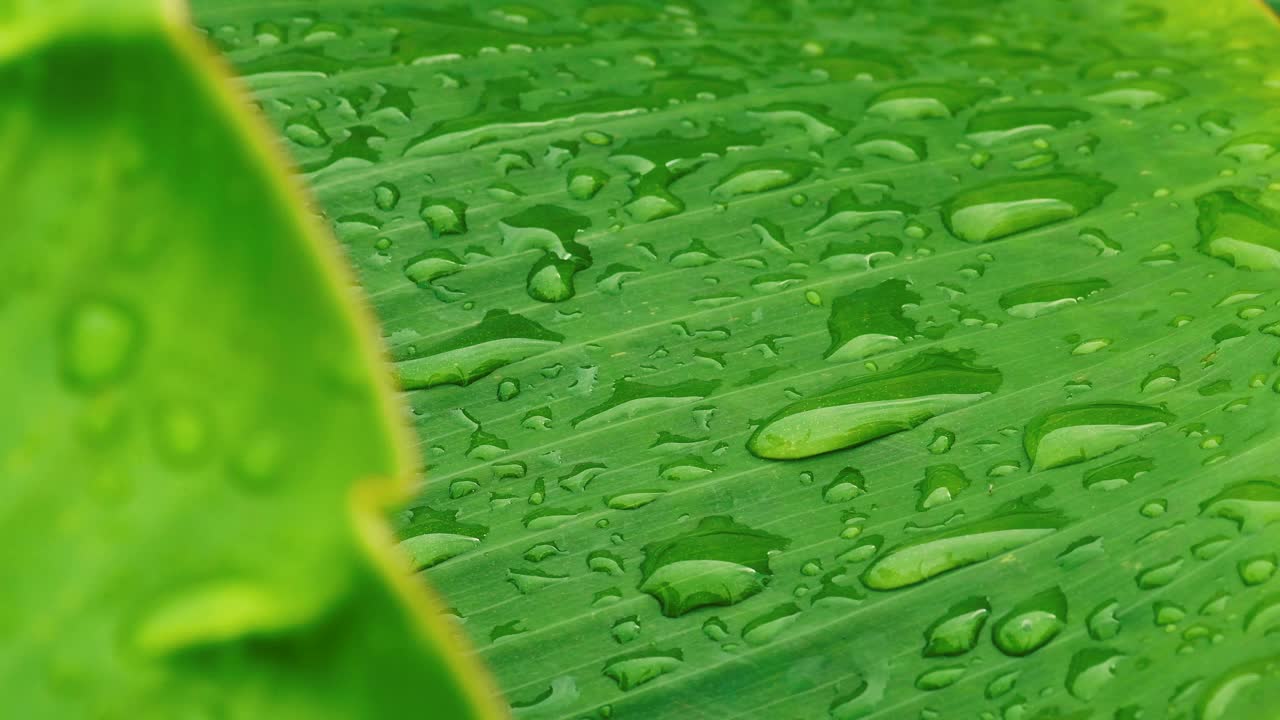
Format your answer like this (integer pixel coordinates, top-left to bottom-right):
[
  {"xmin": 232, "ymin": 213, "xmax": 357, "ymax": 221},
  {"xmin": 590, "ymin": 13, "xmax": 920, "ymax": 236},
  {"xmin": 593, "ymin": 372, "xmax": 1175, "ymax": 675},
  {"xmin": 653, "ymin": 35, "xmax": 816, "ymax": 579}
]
[
  {"xmin": 602, "ymin": 649, "xmax": 683, "ymax": 690},
  {"xmin": 923, "ymin": 596, "xmax": 990, "ymax": 656},
  {"xmin": 396, "ymin": 310, "xmax": 563, "ymax": 390},
  {"xmin": 916, "ymin": 463, "xmax": 971, "ymax": 510},
  {"xmin": 866, "ymin": 83, "xmax": 994, "ymax": 120},
  {"xmin": 749, "ymin": 350, "xmax": 1002, "ymax": 460},
  {"xmin": 991, "ymin": 586, "xmax": 1068, "ymax": 656},
  {"xmin": 1023, "ymin": 402, "xmax": 1174, "ymax": 470},
  {"xmin": 60, "ymin": 298, "xmax": 142, "ymax": 391},
  {"xmin": 942, "ymin": 174, "xmax": 1114, "ymax": 243},
  {"xmin": 395, "ymin": 505, "xmax": 488, "ymax": 570},
  {"xmin": 1199, "ymin": 479, "xmax": 1280, "ymax": 532},
  {"xmin": 824, "ymin": 279, "xmax": 921, "ymax": 361},
  {"xmin": 862, "ymin": 491, "xmax": 1064, "ymax": 590},
  {"xmin": 1195, "ymin": 188, "xmax": 1280, "ymax": 271},
  {"xmin": 1066, "ymin": 647, "xmax": 1123, "ymax": 700},
  {"xmin": 965, "ymin": 107, "xmax": 1091, "ymax": 145},
  {"xmin": 639, "ymin": 516, "xmax": 788, "ymax": 617},
  {"xmin": 998, "ymin": 278, "xmax": 1109, "ymax": 318},
  {"xmin": 573, "ymin": 379, "xmax": 718, "ymax": 429}
]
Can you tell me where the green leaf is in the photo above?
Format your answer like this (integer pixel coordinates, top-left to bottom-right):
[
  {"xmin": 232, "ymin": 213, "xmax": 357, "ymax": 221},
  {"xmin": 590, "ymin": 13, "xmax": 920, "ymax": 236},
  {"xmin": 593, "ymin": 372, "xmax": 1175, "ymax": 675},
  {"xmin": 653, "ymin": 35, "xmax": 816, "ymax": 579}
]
[
  {"xmin": 106, "ymin": 0, "xmax": 1280, "ymax": 717},
  {"xmin": 0, "ymin": 3, "xmax": 501, "ymax": 718}
]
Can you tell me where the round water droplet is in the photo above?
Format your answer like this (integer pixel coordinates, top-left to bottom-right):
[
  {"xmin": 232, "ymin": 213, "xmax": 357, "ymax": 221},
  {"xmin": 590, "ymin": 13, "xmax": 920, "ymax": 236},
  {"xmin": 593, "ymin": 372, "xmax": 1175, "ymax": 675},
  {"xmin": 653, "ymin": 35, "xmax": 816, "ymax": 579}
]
[{"xmin": 60, "ymin": 298, "xmax": 142, "ymax": 391}]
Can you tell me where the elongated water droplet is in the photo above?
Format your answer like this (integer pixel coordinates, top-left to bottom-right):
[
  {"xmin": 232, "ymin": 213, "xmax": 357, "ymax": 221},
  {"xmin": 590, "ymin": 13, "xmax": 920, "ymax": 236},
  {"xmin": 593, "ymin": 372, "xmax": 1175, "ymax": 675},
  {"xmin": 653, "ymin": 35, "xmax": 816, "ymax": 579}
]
[
  {"xmin": 1088, "ymin": 79, "xmax": 1186, "ymax": 109},
  {"xmin": 862, "ymin": 492, "xmax": 1064, "ymax": 590},
  {"xmin": 965, "ymin": 107, "xmax": 1091, "ymax": 145},
  {"xmin": 806, "ymin": 190, "xmax": 917, "ymax": 235},
  {"xmin": 855, "ymin": 132, "xmax": 926, "ymax": 162},
  {"xmin": 395, "ymin": 505, "xmax": 488, "ymax": 570},
  {"xmin": 1023, "ymin": 402, "xmax": 1173, "ymax": 470},
  {"xmin": 602, "ymin": 649, "xmax": 683, "ymax": 690},
  {"xmin": 396, "ymin": 310, "xmax": 563, "ymax": 390},
  {"xmin": 403, "ymin": 249, "xmax": 463, "ymax": 287},
  {"xmin": 1082, "ymin": 456, "xmax": 1153, "ymax": 491},
  {"xmin": 866, "ymin": 83, "xmax": 994, "ymax": 120},
  {"xmin": 915, "ymin": 666, "xmax": 965, "ymax": 691},
  {"xmin": 942, "ymin": 174, "xmax": 1115, "ymax": 243},
  {"xmin": 714, "ymin": 159, "xmax": 813, "ymax": 196},
  {"xmin": 742, "ymin": 603, "xmax": 801, "ymax": 645},
  {"xmin": 998, "ymin": 278, "xmax": 1109, "ymax": 318},
  {"xmin": 574, "ymin": 379, "xmax": 718, "ymax": 429},
  {"xmin": 1195, "ymin": 188, "xmax": 1280, "ymax": 271},
  {"xmin": 1199, "ymin": 479, "xmax": 1280, "ymax": 532},
  {"xmin": 749, "ymin": 350, "xmax": 1002, "ymax": 460}
]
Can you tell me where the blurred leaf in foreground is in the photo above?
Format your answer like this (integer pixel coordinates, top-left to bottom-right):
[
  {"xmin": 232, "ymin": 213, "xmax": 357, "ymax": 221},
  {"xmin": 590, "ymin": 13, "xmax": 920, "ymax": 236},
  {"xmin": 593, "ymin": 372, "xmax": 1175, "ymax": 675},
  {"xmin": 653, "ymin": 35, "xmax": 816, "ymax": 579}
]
[
  {"xmin": 191, "ymin": 0, "xmax": 1280, "ymax": 717},
  {"xmin": 0, "ymin": 1, "xmax": 501, "ymax": 717}
]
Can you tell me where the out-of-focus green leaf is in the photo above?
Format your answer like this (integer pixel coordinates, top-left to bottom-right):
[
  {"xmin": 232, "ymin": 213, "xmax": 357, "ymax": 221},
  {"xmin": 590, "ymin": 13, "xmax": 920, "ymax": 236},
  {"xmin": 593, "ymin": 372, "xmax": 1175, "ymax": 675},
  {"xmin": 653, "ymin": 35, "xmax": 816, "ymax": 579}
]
[
  {"xmin": 183, "ymin": 0, "xmax": 1280, "ymax": 717},
  {"xmin": 0, "ymin": 3, "xmax": 501, "ymax": 718}
]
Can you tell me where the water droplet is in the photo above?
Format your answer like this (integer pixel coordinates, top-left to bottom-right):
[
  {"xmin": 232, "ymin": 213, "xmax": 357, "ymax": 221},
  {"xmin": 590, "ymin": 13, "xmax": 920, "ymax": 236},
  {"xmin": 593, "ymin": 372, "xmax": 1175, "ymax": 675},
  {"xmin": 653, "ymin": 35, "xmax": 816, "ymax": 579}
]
[
  {"xmin": 943, "ymin": 174, "xmax": 1114, "ymax": 243},
  {"xmin": 915, "ymin": 666, "xmax": 965, "ymax": 691},
  {"xmin": 1239, "ymin": 555, "xmax": 1277, "ymax": 585},
  {"xmin": 714, "ymin": 159, "xmax": 813, "ymax": 196},
  {"xmin": 992, "ymin": 587, "xmax": 1068, "ymax": 656},
  {"xmin": 573, "ymin": 379, "xmax": 717, "ymax": 429},
  {"xmin": 824, "ymin": 280, "xmax": 921, "ymax": 361},
  {"xmin": 923, "ymin": 596, "xmax": 990, "ymax": 656},
  {"xmin": 602, "ymin": 649, "xmax": 683, "ymax": 690},
  {"xmin": 1083, "ymin": 455, "xmax": 1153, "ymax": 491},
  {"xmin": 820, "ymin": 234, "xmax": 902, "ymax": 270},
  {"xmin": 507, "ymin": 567, "xmax": 568, "ymax": 594},
  {"xmin": 862, "ymin": 491, "xmax": 1064, "ymax": 590},
  {"xmin": 567, "ymin": 167, "xmax": 608, "ymax": 200},
  {"xmin": 824, "ymin": 467, "xmax": 867, "ymax": 503},
  {"xmin": 396, "ymin": 310, "xmax": 563, "ymax": 390},
  {"xmin": 396, "ymin": 505, "xmax": 488, "ymax": 570},
  {"xmin": 998, "ymin": 278, "xmax": 1109, "ymax": 318},
  {"xmin": 373, "ymin": 181, "xmax": 399, "ymax": 210},
  {"xmin": 855, "ymin": 132, "xmax": 927, "ymax": 162},
  {"xmin": 1066, "ymin": 647, "xmax": 1123, "ymax": 700},
  {"xmin": 806, "ymin": 189, "xmax": 917, "ymax": 235},
  {"xmin": 965, "ymin": 107, "xmax": 1091, "ymax": 145},
  {"xmin": 1141, "ymin": 364, "xmax": 1180, "ymax": 393},
  {"xmin": 1136, "ymin": 557, "xmax": 1183, "ymax": 589},
  {"xmin": 1199, "ymin": 479, "xmax": 1280, "ymax": 532},
  {"xmin": 742, "ymin": 603, "xmax": 802, "ymax": 645},
  {"xmin": 419, "ymin": 197, "xmax": 467, "ymax": 236},
  {"xmin": 639, "ymin": 516, "xmax": 788, "ymax": 617},
  {"xmin": 1088, "ymin": 79, "xmax": 1186, "ymax": 109},
  {"xmin": 60, "ymin": 298, "xmax": 142, "ymax": 391},
  {"xmin": 749, "ymin": 350, "xmax": 1002, "ymax": 460},
  {"xmin": 928, "ymin": 429, "xmax": 955, "ymax": 454},
  {"xmin": 1023, "ymin": 402, "xmax": 1173, "ymax": 470},
  {"xmin": 403, "ymin": 249, "xmax": 464, "ymax": 288},
  {"xmin": 916, "ymin": 463, "xmax": 971, "ymax": 510},
  {"xmin": 1195, "ymin": 188, "xmax": 1280, "ymax": 271},
  {"xmin": 866, "ymin": 83, "xmax": 994, "ymax": 120},
  {"xmin": 1087, "ymin": 599, "xmax": 1121, "ymax": 640}
]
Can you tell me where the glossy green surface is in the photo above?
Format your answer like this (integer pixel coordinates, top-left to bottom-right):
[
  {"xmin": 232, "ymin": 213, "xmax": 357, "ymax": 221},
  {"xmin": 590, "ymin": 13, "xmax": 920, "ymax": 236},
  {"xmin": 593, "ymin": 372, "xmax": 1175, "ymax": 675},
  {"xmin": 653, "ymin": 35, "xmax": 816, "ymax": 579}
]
[{"xmin": 186, "ymin": 0, "xmax": 1280, "ymax": 717}]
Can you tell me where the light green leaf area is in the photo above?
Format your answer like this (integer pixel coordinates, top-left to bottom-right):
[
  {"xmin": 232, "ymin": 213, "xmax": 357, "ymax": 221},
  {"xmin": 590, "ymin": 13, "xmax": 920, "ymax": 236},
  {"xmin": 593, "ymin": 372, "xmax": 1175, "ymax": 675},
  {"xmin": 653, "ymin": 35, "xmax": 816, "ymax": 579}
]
[
  {"xmin": 194, "ymin": 1, "xmax": 1280, "ymax": 718},
  {"xmin": 0, "ymin": 5, "xmax": 498, "ymax": 719}
]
